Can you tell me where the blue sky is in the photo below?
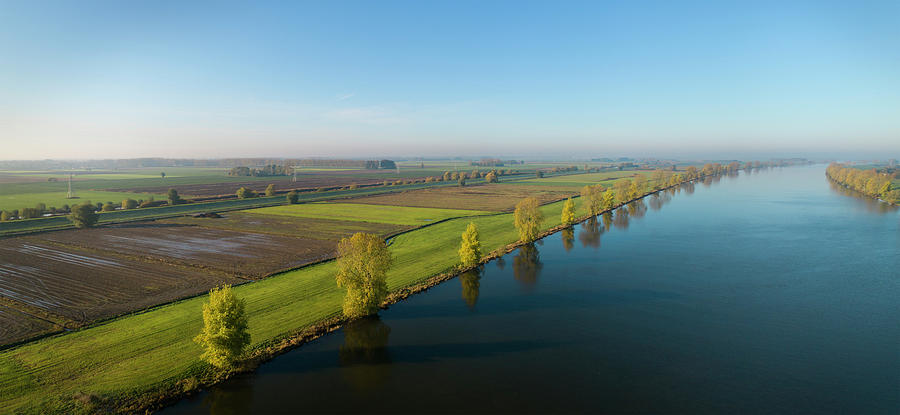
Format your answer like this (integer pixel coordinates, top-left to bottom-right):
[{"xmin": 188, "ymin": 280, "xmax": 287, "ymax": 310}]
[{"xmin": 1, "ymin": 0, "xmax": 898, "ymax": 160}]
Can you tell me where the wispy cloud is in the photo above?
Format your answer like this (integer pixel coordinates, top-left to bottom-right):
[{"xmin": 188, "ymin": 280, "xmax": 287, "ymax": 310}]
[{"xmin": 335, "ymin": 93, "xmax": 355, "ymax": 101}]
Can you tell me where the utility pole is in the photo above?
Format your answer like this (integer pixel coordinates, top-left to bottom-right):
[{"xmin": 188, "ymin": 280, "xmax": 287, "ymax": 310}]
[{"xmin": 66, "ymin": 173, "xmax": 75, "ymax": 199}]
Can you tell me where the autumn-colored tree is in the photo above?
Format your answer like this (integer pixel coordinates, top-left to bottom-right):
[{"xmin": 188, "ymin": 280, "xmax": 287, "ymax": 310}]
[
  {"xmin": 485, "ymin": 171, "xmax": 498, "ymax": 183},
  {"xmin": 102, "ymin": 202, "xmax": 116, "ymax": 212},
  {"xmin": 601, "ymin": 188, "xmax": 616, "ymax": 211},
  {"xmin": 194, "ymin": 284, "xmax": 250, "ymax": 369},
  {"xmin": 614, "ymin": 179, "xmax": 632, "ymax": 203},
  {"xmin": 265, "ymin": 184, "xmax": 276, "ymax": 196},
  {"xmin": 514, "ymin": 197, "xmax": 543, "ymax": 243},
  {"xmin": 580, "ymin": 185, "xmax": 603, "ymax": 216},
  {"xmin": 336, "ymin": 233, "xmax": 392, "ymax": 318},
  {"xmin": 561, "ymin": 198, "xmax": 577, "ymax": 226},
  {"xmin": 122, "ymin": 199, "xmax": 138, "ymax": 210},
  {"xmin": 0, "ymin": 211, "xmax": 9, "ymax": 221},
  {"xmin": 458, "ymin": 222, "xmax": 482, "ymax": 267}
]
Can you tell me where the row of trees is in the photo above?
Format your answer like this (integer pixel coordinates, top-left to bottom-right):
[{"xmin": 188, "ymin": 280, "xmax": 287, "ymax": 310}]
[
  {"xmin": 826, "ymin": 163, "xmax": 899, "ymax": 204},
  {"xmin": 227, "ymin": 165, "xmax": 291, "ymax": 177}
]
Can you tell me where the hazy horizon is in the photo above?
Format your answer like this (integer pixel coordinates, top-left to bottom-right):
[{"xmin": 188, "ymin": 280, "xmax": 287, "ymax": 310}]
[{"xmin": 2, "ymin": 1, "xmax": 898, "ymax": 160}]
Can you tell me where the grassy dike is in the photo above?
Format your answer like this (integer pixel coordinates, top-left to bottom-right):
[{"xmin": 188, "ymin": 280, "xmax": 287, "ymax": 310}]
[{"xmin": 0, "ymin": 201, "xmax": 570, "ymax": 414}]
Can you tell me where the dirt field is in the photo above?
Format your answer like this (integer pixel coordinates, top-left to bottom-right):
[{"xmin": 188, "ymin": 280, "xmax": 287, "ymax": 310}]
[
  {"xmin": 0, "ymin": 304, "xmax": 56, "ymax": 345},
  {"xmin": 33, "ymin": 222, "xmax": 356, "ymax": 278},
  {"xmin": 0, "ymin": 238, "xmax": 241, "ymax": 326},
  {"xmin": 160, "ymin": 212, "xmax": 406, "ymax": 240},
  {"xmin": 343, "ymin": 183, "xmax": 575, "ymax": 211}
]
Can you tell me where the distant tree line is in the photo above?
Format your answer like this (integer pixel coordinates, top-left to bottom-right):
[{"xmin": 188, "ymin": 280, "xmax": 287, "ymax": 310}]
[
  {"xmin": 826, "ymin": 163, "xmax": 899, "ymax": 204},
  {"xmin": 227, "ymin": 165, "xmax": 291, "ymax": 177}
]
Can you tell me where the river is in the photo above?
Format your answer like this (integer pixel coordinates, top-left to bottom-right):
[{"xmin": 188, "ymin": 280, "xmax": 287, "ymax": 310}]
[{"xmin": 162, "ymin": 165, "xmax": 899, "ymax": 414}]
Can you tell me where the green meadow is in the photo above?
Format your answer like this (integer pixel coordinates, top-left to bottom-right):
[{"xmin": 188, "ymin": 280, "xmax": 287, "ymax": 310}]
[{"xmin": 246, "ymin": 202, "xmax": 493, "ymax": 226}]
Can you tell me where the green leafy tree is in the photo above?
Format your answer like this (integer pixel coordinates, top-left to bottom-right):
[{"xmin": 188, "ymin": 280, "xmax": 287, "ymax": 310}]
[
  {"xmin": 265, "ymin": 184, "xmax": 276, "ymax": 196},
  {"xmin": 286, "ymin": 190, "xmax": 299, "ymax": 204},
  {"xmin": 160, "ymin": 172, "xmax": 166, "ymax": 179},
  {"xmin": 69, "ymin": 203, "xmax": 99, "ymax": 228},
  {"xmin": 236, "ymin": 187, "xmax": 255, "ymax": 199},
  {"xmin": 336, "ymin": 233, "xmax": 392, "ymax": 318},
  {"xmin": 561, "ymin": 198, "xmax": 577, "ymax": 226},
  {"xmin": 122, "ymin": 199, "xmax": 138, "ymax": 210},
  {"xmin": 514, "ymin": 197, "xmax": 543, "ymax": 243},
  {"xmin": 458, "ymin": 176, "xmax": 466, "ymax": 187},
  {"xmin": 194, "ymin": 284, "xmax": 251, "ymax": 369},
  {"xmin": 458, "ymin": 222, "xmax": 482, "ymax": 267},
  {"xmin": 102, "ymin": 202, "xmax": 116, "ymax": 212},
  {"xmin": 0, "ymin": 211, "xmax": 9, "ymax": 221},
  {"xmin": 167, "ymin": 188, "xmax": 183, "ymax": 205}
]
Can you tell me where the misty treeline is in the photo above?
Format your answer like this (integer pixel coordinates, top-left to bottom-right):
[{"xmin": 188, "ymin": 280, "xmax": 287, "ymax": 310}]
[{"xmin": 826, "ymin": 163, "xmax": 898, "ymax": 204}]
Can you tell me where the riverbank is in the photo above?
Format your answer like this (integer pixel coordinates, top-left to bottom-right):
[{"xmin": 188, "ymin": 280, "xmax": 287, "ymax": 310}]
[{"xmin": 0, "ymin": 173, "xmax": 714, "ymax": 414}]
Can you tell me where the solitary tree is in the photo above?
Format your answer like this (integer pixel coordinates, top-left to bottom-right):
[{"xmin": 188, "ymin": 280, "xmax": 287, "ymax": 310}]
[
  {"xmin": 160, "ymin": 172, "xmax": 166, "ymax": 179},
  {"xmin": 194, "ymin": 284, "xmax": 251, "ymax": 369},
  {"xmin": 236, "ymin": 187, "xmax": 255, "ymax": 199},
  {"xmin": 514, "ymin": 197, "xmax": 543, "ymax": 243},
  {"xmin": 69, "ymin": 202, "xmax": 99, "ymax": 228},
  {"xmin": 561, "ymin": 198, "xmax": 577, "ymax": 226},
  {"xmin": 265, "ymin": 184, "xmax": 276, "ymax": 196},
  {"xmin": 458, "ymin": 222, "xmax": 482, "ymax": 267},
  {"xmin": 286, "ymin": 190, "xmax": 299, "ymax": 204},
  {"xmin": 336, "ymin": 233, "xmax": 392, "ymax": 318},
  {"xmin": 167, "ymin": 188, "xmax": 183, "ymax": 205}
]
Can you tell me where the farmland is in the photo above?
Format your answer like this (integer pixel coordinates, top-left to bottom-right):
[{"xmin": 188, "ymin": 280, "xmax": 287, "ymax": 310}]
[
  {"xmin": 0, "ymin": 165, "xmax": 676, "ymax": 413},
  {"xmin": 344, "ymin": 183, "xmax": 575, "ymax": 211},
  {"xmin": 246, "ymin": 202, "xmax": 492, "ymax": 225},
  {"xmin": 0, "ymin": 198, "xmax": 572, "ymax": 414}
]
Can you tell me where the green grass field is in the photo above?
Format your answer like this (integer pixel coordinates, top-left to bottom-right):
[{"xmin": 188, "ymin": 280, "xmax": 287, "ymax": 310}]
[
  {"xmin": 0, "ymin": 200, "xmax": 568, "ymax": 414},
  {"xmin": 0, "ymin": 190, "xmax": 164, "ymax": 213},
  {"xmin": 246, "ymin": 202, "xmax": 492, "ymax": 226},
  {"xmin": 512, "ymin": 171, "xmax": 651, "ymax": 190}
]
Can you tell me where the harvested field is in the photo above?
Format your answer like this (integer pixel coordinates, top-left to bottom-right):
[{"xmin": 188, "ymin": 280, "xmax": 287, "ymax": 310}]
[
  {"xmin": 0, "ymin": 238, "xmax": 241, "ymax": 328},
  {"xmin": 0, "ymin": 305, "xmax": 56, "ymax": 346},
  {"xmin": 343, "ymin": 183, "xmax": 575, "ymax": 211},
  {"xmin": 32, "ymin": 223, "xmax": 347, "ymax": 278},
  {"xmin": 247, "ymin": 202, "xmax": 491, "ymax": 225},
  {"xmin": 160, "ymin": 212, "xmax": 405, "ymax": 240}
]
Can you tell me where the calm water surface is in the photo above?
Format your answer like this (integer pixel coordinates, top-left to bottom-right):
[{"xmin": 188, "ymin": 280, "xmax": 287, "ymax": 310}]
[{"xmin": 163, "ymin": 166, "xmax": 899, "ymax": 414}]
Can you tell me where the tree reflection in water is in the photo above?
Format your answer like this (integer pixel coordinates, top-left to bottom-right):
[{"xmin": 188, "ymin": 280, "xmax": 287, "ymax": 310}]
[
  {"xmin": 460, "ymin": 267, "xmax": 482, "ymax": 309},
  {"xmin": 339, "ymin": 316, "xmax": 392, "ymax": 392},
  {"xmin": 613, "ymin": 207, "xmax": 630, "ymax": 230},
  {"xmin": 495, "ymin": 256, "xmax": 506, "ymax": 270},
  {"xmin": 512, "ymin": 243, "xmax": 543, "ymax": 288},
  {"xmin": 561, "ymin": 227, "xmax": 575, "ymax": 252},
  {"xmin": 203, "ymin": 376, "xmax": 253, "ymax": 415},
  {"xmin": 828, "ymin": 180, "xmax": 899, "ymax": 214},
  {"xmin": 601, "ymin": 212, "xmax": 613, "ymax": 232},
  {"xmin": 681, "ymin": 181, "xmax": 695, "ymax": 195},
  {"xmin": 578, "ymin": 217, "xmax": 601, "ymax": 249},
  {"xmin": 627, "ymin": 199, "xmax": 647, "ymax": 219},
  {"xmin": 648, "ymin": 191, "xmax": 671, "ymax": 211}
]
